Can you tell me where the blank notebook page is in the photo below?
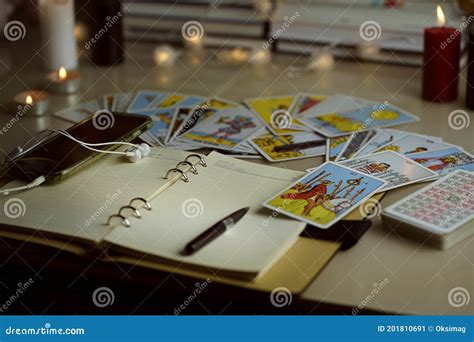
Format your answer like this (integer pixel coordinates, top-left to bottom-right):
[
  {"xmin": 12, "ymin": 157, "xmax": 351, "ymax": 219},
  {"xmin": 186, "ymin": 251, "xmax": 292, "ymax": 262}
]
[
  {"xmin": 103, "ymin": 152, "xmax": 306, "ymax": 276},
  {"xmin": 0, "ymin": 148, "xmax": 193, "ymax": 244}
]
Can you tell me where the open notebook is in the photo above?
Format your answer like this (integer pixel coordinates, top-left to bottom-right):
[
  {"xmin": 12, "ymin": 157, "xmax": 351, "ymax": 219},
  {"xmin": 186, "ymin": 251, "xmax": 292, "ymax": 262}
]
[{"xmin": 0, "ymin": 148, "xmax": 307, "ymax": 280}]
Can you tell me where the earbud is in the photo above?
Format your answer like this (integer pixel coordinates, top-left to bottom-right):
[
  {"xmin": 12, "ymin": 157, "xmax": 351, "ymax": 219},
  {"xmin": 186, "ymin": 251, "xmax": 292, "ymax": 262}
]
[
  {"xmin": 125, "ymin": 147, "xmax": 143, "ymax": 163},
  {"xmin": 137, "ymin": 143, "xmax": 151, "ymax": 157}
]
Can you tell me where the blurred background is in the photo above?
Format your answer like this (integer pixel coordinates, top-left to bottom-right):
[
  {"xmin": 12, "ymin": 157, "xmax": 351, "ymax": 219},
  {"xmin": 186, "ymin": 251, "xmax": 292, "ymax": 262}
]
[{"xmin": 0, "ymin": 0, "xmax": 472, "ymax": 69}]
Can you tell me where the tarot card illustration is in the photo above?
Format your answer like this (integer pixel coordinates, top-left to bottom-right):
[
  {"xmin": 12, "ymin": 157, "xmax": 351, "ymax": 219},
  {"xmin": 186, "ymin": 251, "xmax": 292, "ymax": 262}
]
[
  {"xmin": 293, "ymin": 94, "xmax": 326, "ymax": 117},
  {"xmin": 326, "ymin": 135, "xmax": 351, "ymax": 161},
  {"xmin": 341, "ymin": 151, "xmax": 438, "ymax": 192},
  {"xmin": 249, "ymin": 131, "xmax": 326, "ymax": 162},
  {"xmin": 407, "ymin": 147, "xmax": 474, "ymax": 176},
  {"xmin": 180, "ymin": 108, "xmax": 262, "ymax": 150},
  {"xmin": 374, "ymin": 134, "xmax": 450, "ymax": 155},
  {"xmin": 264, "ymin": 162, "xmax": 386, "ymax": 228},
  {"xmin": 300, "ymin": 104, "xmax": 419, "ymax": 137}
]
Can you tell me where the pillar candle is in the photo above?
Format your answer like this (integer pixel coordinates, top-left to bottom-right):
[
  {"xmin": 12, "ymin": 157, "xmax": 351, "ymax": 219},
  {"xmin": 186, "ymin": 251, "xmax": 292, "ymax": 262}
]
[
  {"xmin": 422, "ymin": 6, "xmax": 461, "ymax": 102},
  {"xmin": 38, "ymin": 0, "xmax": 78, "ymax": 70}
]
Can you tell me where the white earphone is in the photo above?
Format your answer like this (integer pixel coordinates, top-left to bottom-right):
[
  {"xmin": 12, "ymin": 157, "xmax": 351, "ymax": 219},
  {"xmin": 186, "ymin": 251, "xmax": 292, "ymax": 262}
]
[{"xmin": 0, "ymin": 129, "xmax": 151, "ymax": 195}]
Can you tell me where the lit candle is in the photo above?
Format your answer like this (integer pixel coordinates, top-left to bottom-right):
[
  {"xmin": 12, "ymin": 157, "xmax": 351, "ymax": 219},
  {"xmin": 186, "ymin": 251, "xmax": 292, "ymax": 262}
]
[
  {"xmin": 422, "ymin": 6, "xmax": 461, "ymax": 102},
  {"xmin": 47, "ymin": 66, "xmax": 81, "ymax": 93},
  {"xmin": 153, "ymin": 45, "xmax": 177, "ymax": 67},
  {"xmin": 184, "ymin": 35, "xmax": 204, "ymax": 50},
  {"xmin": 13, "ymin": 90, "xmax": 49, "ymax": 116},
  {"xmin": 250, "ymin": 46, "xmax": 271, "ymax": 64}
]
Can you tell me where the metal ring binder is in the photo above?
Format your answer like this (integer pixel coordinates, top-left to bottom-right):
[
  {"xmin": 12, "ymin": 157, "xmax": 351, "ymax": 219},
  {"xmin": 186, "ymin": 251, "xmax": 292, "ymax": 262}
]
[
  {"xmin": 164, "ymin": 168, "xmax": 189, "ymax": 182},
  {"xmin": 107, "ymin": 156, "xmax": 206, "ymax": 228},
  {"xmin": 119, "ymin": 205, "xmax": 141, "ymax": 218},
  {"xmin": 176, "ymin": 161, "xmax": 198, "ymax": 174},
  {"xmin": 185, "ymin": 154, "xmax": 207, "ymax": 167},
  {"xmin": 107, "ymin": 214, "xmax": 131, "ymax": 228},
  {"xmin": 129, "ymin": 197, "xmax": 152, "ymax": 210}
]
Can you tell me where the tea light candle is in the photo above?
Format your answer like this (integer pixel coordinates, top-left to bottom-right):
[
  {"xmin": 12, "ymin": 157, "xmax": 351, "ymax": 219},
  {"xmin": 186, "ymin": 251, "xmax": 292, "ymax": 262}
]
[
  {"xmin": 250, "ymin": 46, "xmax": 271, "ymax": 64},
  {"xmin": 47, "ymin": 66, "xmax": 81, "ymax": 93},
  {"xmin": 422, "ymin": 6, "xmax": 461, "ymax": 102},
  {"xmin": 13, "ymin": 91, "xmax": 49, "ymax": 116},
  {"xmin": 153, "ymin": 45, "xmax": 178, "ymax": 67}
]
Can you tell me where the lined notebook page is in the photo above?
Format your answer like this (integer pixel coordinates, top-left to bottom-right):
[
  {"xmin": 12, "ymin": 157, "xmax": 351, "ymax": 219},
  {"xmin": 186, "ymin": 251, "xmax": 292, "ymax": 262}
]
[
  {"xmin": 0, "ymin": 148, "xmax": 193, "ymax": 244},
  {"xmin": 103, "ymin": 152, "xmax": 306, "ymax": 277}
]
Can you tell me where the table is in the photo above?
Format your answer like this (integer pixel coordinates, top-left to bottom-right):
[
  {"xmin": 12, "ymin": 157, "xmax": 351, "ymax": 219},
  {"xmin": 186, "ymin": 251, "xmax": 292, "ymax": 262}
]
[{"xmin": 0, "ymin": 37, "xmax": 472, "ymax": 315}]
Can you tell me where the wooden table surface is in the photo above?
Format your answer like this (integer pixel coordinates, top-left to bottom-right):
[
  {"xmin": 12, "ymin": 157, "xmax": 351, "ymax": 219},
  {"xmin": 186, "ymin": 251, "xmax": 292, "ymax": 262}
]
[{"xmin": 0, "ymin": 37, "xmax": 472, "ymax": 315}]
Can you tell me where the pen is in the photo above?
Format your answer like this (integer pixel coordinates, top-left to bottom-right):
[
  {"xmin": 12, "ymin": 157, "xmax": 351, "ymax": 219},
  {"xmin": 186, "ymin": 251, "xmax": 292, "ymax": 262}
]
[
  {"xmin": 273, "ymin": 139, "xmax": 326, "ymax": 153},
  {"xmin": 184, "ymin": 207, "xmax": 250, "ymax": 255}
]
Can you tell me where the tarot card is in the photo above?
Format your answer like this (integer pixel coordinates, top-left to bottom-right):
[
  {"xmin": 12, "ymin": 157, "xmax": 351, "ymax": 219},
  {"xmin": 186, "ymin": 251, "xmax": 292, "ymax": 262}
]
[
  {"xmin": 336, "ymin": 130, "xmax": 378, "ymax": 161},
  {"xmin": 292, "ymin": 94, "xmax": 327, "ymax": 117},
  {"xmin": 172, "ymin": 107, "xmax": 217, "ymax": 142},
  {"xmin": 407, "ymin": 146, "xmax": 474, "ymax": 176},
  {"xmin": 353, "ymin": 129, "xmax": 407, "ymax": 157},
  {"xmin": 54, "ymin": 101, "xmax": 100, "ymax": 123},
  {"xmin": 115, "ymin": 93, "xmax": 134, "ymax": 112},
  {"xmin": 249, "ymin": 131, "xmax": 326, "ymax": 162},
  {"xmin": 179, "ymin": 107, "xmax": 262, "ymax": 150},
  {"xmin": 101, "ymin": 94, "xmax": 117, "ymax": 111},
  {"xmin": 131, "ymin": 107, "xmax": 176, "ymax": 138},
  {"xmin": 326, "ymin": 135, "xmax": 351, "ymax": 162},
  {"xmin": 178, "ymin": 95, "xmax": 207, "ymax": 107},
  {"xmin": 126, "ymin": 91, "xmax": 166, "ymax": 112},
  {"xmin": 383, "ymin": 170, "xmax": 474, "ymax": 233},
  {"xmin": 374, "ymin": 134, "xmax": 450, "ymax": 155},
  {"xmin": 197, "ymin": 98, "xmax": 241, "ymax": 110},
  {"xmin": 244, "ymin": 95, "xmax": 302, "ymax": 135},
  {"xmin": 299, "ymin": 94, "xmax": 376, "ymax": 119},
  {"xmin": 165, "ymin": 107, "xmax": 192, "ymax": 144},
  {"xmin": 263, "ymin": 162, "xmax": 387, "ymax": 229},
  {"xmin": 300, "ymin": 103, "xmax": 419, "ymax": 137},
  {"xmin": 340, "ymin": 151, "xmax": 438, "ymax": 192}
]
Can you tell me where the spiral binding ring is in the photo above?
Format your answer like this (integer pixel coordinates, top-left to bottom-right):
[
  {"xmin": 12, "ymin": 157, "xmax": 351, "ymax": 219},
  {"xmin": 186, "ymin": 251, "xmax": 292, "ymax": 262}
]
[
  {"xmin": 107, "ymin": 214, "xmax": 131, "ymax": 228},
  {"xmin": 129, "ymin": 197, "xmax": 152, "ymax": 210},
  {"xmin": 164, "ymin": 168, "xmax": 189, "ymax": 182},
  {"xmin": 176, "ymin": 161, "xmax": 198, "ymax": 175},
  {"xmin": 185, "ymin": 154, "xmax": 207, "ymax": 167},
  {"xmin": 119, "ymin": 205, "xmax": 141, "ymax": 218}
]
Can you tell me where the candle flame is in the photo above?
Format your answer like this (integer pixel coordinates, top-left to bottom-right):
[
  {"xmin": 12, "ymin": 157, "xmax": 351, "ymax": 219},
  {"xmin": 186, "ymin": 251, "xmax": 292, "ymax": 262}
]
[
  {"xmin": 437, "ymin": 5, "xmax": 446, "ymax": 27},
  {"xmin": 58, "ymin": 66, "xmax": 67, "ymax": 80},
  {"xmin": 26, "ymin": 95, "xmax": 33, "ymax": 105}
]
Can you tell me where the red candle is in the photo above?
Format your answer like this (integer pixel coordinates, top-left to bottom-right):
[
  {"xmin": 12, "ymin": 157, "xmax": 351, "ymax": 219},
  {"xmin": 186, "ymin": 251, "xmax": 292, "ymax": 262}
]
[{"xmin": 422, "ymin": 6, "xmax": 461, "ymax": 102}]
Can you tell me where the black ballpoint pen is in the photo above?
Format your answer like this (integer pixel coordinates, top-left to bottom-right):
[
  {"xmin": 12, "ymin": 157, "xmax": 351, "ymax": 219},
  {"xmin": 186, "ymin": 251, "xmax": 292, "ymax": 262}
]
[{"xmin": 184, "ymin": 207, "xmax": 250, "ymax": 255}]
